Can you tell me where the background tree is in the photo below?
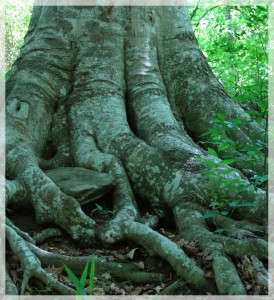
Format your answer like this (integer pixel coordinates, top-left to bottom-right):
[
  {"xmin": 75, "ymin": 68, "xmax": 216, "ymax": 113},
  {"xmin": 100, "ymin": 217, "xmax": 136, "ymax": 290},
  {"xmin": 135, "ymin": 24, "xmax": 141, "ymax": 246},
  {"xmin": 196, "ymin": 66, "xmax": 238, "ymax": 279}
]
[
  {"xmin": 5, "ymin": 2, "xmax": 33, "ymax": 72},
  {"xmin": 191, "ymin": 5, "xmax": 268, "ymax": 118},
  {"xmin": 5, "ymin": 5, "xmax": 268, "ymax": 296}
]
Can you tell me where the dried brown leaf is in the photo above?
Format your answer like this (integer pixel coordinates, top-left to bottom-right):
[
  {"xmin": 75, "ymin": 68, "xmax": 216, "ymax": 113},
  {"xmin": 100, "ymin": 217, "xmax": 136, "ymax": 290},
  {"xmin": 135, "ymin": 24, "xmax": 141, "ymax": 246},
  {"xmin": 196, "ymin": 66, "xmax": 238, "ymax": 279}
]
[
  {"xmin": 123, "ymin": 284, "xmax": 133, "ymax": 293},
  {"xmin": 131, "ymin": 286, "xmax": 143, "ymax": 295},
  {"xmin": 58, "ymin": 274, "xmax": 72, "ymax": 285},
  {"xmin": 110, "ymin": 251, "xmax": 126, "ymax": 260},
  {"xmin": 44, "ymin": 266, "xmax": 64, "ymax": 279},
  {"xmin": 10, "ymin": 270, "xmax": 18, "ymax": 284},
  {"xmin": 133, "ymin": 261, "xmax": 145, "ymax": 269},
  {"xmin": 126, "ymin": 248, "xmax": 138, "ymax": 260},
  {"xmin": 179, "ymin": 242, "xmax": 200, "ymax": 255},
  {"xmin": 101, "ymin": 273, "xmax": 112, "ymax": 280},
  {"xmin": 109, "ymin": 282, "xmax": 124, "ymax": 294},
  {"xmin": 241, "ymin": 256, "xmax": 254, "ymax": 280},
  {"xmin": 154, "ymin": 285, "xmax": 163, "ymax": 293},
  {"xmin": 92, "ymin": 287, "xmax": 105, "ymax": 295},
  {"xmin": 204, "ymin": 255, "xmax": 213, "ymax": 261},
  {"xmin": 245, "ymin": 284, "xmax": 252, "ymax": 290},
  {"xmin": 204, "ymin": 271, "xmax": 214, "ymax": 279}
]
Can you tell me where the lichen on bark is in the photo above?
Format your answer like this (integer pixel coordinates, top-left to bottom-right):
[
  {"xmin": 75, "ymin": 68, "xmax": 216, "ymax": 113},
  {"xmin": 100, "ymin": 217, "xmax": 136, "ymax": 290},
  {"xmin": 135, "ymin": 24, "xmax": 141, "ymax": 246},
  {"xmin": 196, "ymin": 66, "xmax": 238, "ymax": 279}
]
[{"xmin": 5, "ymin": 6, "xmax": 268, "ymax": 296}]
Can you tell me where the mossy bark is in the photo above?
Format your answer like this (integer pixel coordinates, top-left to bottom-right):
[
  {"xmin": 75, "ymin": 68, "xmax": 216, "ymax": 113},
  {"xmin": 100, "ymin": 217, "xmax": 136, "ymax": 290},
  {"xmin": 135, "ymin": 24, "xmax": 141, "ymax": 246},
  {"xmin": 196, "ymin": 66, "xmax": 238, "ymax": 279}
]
[{"xmin": 5, "ymin": 6, "xmax": 267, "ymax": 295}]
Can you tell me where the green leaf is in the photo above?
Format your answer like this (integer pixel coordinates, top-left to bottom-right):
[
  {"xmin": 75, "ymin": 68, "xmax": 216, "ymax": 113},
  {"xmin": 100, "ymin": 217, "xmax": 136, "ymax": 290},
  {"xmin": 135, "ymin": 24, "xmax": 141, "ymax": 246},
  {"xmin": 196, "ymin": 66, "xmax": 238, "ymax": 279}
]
[
  {"xmin": 235, "ymin": 202, "xmax": 256, "ymax": 207},
  {"xmin": 218, "ymin": 144, "xmax": 230, "ymax": 151},
  {"xmin": 217, "ymin": 113, "xmax": 225, "ymax": 121},
  {"xmin": 220, "ymin": 211, "xmax": 229, "ymax": 216},
  {"xmin": 209, "ymin": 201, "xmax": 221, "ymax": 207},
  {"xmin": 95, "ymin": 203, "xmax": 103, "ymax": 211},
  {"xmin": 218, "ymin": 169, "xmax": 233, "ymax": 174},
  {"xmin": 228, "ymin": 201, "xmax": 256, "ymax": 207},
  {"xmin": 63, "ymin": 264, "xmax": 86, "ymax": 295},
  {"xmin": 203, "ymin": 210, "xmax": 219, "ymax": 219},
  {"xmin": 228, "ymin": 201, "xmax": 239, "ymax": 207},
  {"xmin": 220, "ymin": 159, "xmax": 235, "ymax": 165},
  {"xmin": 204, "ymin": 160, "xmax": 218, "ymax": 168},
  {"xmin": 89, "ymin": 256, "xmax": 95, "ymax": 295},
  {"xmin": 80, "ymin": 260, "xmax": 89, "ymax": 287},
  {"xmin": 200, "ymin": 131, "xmax": 211, "ymax": 137},
  {"xmin": 208, "ymin": 147, "xmax": 218, "ymax": 157},
  {"xmin": 257, "ymin": 174, "xmax": 268, "ymax": 183},
  {"xmin": 224, "ymin": 121, "xmax": 234, "ymax": 128},
  {"xmin": 5, "ymin": 70, "xmax": 10, "ymax": 80}
]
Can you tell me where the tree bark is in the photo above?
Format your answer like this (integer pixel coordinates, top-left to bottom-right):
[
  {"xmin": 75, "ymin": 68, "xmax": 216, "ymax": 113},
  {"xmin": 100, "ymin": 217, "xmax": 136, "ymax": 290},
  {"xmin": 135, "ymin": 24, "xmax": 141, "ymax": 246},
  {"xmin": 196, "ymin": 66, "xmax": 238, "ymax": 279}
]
[{"xmin": 5, "ymin": 6, "xmax": 267, "ymax": 295}]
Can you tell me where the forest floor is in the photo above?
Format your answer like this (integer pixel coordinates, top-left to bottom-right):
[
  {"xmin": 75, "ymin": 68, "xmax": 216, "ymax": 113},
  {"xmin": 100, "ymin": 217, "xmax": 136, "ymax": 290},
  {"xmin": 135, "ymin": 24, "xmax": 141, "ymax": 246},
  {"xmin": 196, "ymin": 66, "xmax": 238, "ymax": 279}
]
[{"xmin": 6, "ymin": 201, "xmax": 268, "ymax": 296}]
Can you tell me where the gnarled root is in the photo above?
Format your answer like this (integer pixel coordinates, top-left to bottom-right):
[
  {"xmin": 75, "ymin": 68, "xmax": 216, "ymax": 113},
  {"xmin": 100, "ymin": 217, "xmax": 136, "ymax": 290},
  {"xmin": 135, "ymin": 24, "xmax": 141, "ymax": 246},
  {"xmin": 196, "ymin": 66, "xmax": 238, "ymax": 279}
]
[
  {"xmin": 6, "ymin": 152, "xmax": 97, "ymax": 245},
  {"xmin": 173, "ymin": 203, "xmax": 268, "ymax": 295},
  {"xmin": 5, "ymin": 220, "xmax": 169, "ymax": 294},
  {"xmin": 5, "ymin": 6, "xmax": 268, "ymax": 296},
  {"xmin": 6, "ymin": 222, "xmax": 75, "ymax": 295}
]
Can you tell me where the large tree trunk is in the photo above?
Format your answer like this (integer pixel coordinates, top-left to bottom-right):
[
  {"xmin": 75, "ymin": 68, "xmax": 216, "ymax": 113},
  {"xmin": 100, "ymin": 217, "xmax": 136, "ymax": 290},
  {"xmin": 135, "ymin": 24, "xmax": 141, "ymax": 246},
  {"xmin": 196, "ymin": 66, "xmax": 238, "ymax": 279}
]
[{"xmin": 5, "ymin": 6, "xmax": 267, "ymax": 295}]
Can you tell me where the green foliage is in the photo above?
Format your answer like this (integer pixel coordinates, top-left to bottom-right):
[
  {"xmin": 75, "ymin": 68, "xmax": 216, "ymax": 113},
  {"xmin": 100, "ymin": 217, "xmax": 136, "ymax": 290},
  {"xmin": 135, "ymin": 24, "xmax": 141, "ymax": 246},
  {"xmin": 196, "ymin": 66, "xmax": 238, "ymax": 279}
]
[
  {"xmin": 199, "ymin": 110, "xmax": 267, "ymax": 174},
  {"xmin": 190, "ymin": 5, "xmax": 268, "ymax": 117},
  {"xmin": 95, "ymin": 203, "xmax": 114, "ymax": 215},
  {"xmin": 5, "ymin": 2, "xmax": 33, "ymax": 71},
  {"xmin": 196, "ymin": 113, "xmax": 268, "ymax": 220},
  {"xmin": 63, "ymin": 257, "xmax": 95, "ymax": 296}
]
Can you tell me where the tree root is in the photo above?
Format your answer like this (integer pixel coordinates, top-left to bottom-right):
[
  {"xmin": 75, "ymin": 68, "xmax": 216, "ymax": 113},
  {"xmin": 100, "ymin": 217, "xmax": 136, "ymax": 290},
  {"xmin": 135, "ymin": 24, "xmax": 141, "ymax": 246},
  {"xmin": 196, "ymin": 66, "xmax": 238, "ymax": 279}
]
[
  {"xmin": 174, "ymin": 204, "xmax": 267, "ymax": 259},
  {"xmin": 208, "ymin": 214, "xmax": 266, "ymax": 237},
  {"xmin": 28, "ymin": 242, "xmax": 168, "ymax": 283},
  {"xmin": 5, "ymin": 221, "xmax": 169, "ymax": 294},
  {"xmin": 5, "ymin": 267, "xmax": 18, "ymax": 295},
  {"xmin": 241, "ymin": 256, "xmax": 268, "ymax": 288},
  {"xmin": 173, "ymin": 203, "xmax": 268, "ymax": 294},
  {"xmin": 6, "ymin": 149, "xmax": 97, "ymax": 246},
  {"xmin": 5, "ymin": 6, "xmax": 268, "ymax": 296},
  {"xmin": 122, "ymin": 221, "xmax": 216, "ymax": 294},
  {"xmin": 159, "ymin": 279, "xmax": 191, "ymax": 295},
  {"xmin": 6, "ymin": 223, "xmax": 75, "ymax": 295},
  {"xmin": 212, "ymin": 252, "xmax": 246, "ymax": 294},
  {"xmin": 32, "ymin": 228, "xmax": 64, "ymax": 245},
  {"xmin": 6, "ymin": 218, "xmax": 35, "ymax": 244}
]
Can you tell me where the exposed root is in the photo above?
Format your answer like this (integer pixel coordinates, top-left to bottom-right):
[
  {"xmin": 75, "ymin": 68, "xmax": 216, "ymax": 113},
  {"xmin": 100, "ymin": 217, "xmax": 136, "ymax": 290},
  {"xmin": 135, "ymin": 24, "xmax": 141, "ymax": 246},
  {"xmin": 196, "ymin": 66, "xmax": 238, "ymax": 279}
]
[
  {"xmin": 159, "ymin": 279, "xmax": 191, "ymax": 295},
  {"xmin": 68, "ymin": 108, "xmax": 140, "ymax": 244},
  {"xmin": 241, "ymin": 256, "xmax": 268, "ymax": 288},
  {"xmin": 139, "ymin": 214, "xmax": 159, "ymax": 229},
  {"xmin": 32, "ymin": 228, "xmax": 64, "ymax": 245},
  {"xmin": 5, "ymin": 6, "xmax": 268, "ymax": 296},
  {"xmin": 7, "ymin": 148, "xmax": 97, "ymax": 246},
  {"xmin": 122, "ymin": 221, "xmax": 216, "ymax": 294},
  {"xmin": 6, "ymin": 224, "xmax": 75, "ymax": 295},
  {"xmin": 6, "ymin": 179, "xmax": 28, "ymax": 208},
  {"xmin": 173, "ymin": 203, "xmax": 268, "ymax": 294},
  {"xmin": 6, "ymin": 218, "xmax": 35, "ymax": 244},
  {"xmin": 208, "ymin": 214, "xmax": 266, "ymax": 236},
  {"xmin": 174, "ymin": 204, "xmax": 267, "ymax": 259},
  {"xmin": 27, "ymin": 241, "xmax": 167, "ymax": 283},
  {"xmin": 5, "ymin": 267, "xmax": 18, "ymax": 295},
  {"xmin": 212, "ymin": 252, "xmax": 246, "ymax": 295}
]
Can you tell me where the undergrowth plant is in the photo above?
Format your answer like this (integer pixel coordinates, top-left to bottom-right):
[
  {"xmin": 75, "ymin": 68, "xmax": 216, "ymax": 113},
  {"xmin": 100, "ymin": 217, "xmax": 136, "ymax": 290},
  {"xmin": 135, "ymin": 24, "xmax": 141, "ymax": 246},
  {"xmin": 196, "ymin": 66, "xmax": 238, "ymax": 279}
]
[
  {"xmin": 95, "ymin": 203, "xmax": 114, "ymax": 215},
  {"xmin": 63, "ymin": 256, "xmax": 95, "ymax": 297},
  {"xmin": 196, "ymin": 113, "xmax": 268, "ymax": 223}
]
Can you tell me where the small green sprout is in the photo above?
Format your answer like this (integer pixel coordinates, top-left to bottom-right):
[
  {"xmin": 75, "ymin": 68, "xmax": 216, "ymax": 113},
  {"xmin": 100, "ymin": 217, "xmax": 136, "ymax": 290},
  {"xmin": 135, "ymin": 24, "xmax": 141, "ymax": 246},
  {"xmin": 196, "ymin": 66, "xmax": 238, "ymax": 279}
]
[{"xmin": 63, "ymin": 256, "xmax": 95, "ymax": 296}]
